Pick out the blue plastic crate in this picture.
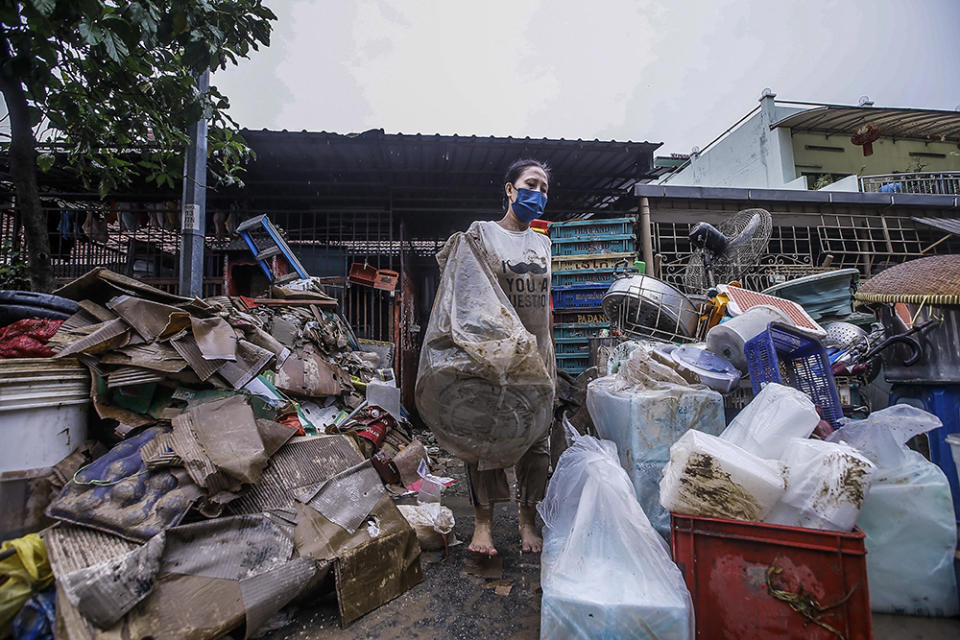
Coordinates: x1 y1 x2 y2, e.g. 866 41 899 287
554 337 592 355
551 235 635 257
549 217 636 240
554 308 606 325
552 283 610 309
552 267 619 287
556 352 591 375
744 323 843 426
552 321 610 340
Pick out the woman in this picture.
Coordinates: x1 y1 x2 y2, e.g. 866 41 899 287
460 158 555 556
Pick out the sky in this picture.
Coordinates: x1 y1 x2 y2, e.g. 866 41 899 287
215 0 960 156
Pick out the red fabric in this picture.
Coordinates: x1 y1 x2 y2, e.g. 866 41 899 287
277 413 306 436
0 318 63 358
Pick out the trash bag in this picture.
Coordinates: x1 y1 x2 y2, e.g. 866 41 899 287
0 534 54 638
397 503 455 551
660 429 786 522
719 382 820 459
829 405 959 616
415 232 553 470
764 438 875 532
586 353 724 538
538 435 693 639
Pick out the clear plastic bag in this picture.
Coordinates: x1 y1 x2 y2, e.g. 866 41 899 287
538 435 693 640
829 405 959 616
764 438 875 532
719 382 820 459
660 429 786 522
415 232 553 470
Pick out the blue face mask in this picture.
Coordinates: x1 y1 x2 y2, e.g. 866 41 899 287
511 187 547 223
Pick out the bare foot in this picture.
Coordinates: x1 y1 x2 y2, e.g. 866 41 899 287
468 505 497 556
519 505 542 553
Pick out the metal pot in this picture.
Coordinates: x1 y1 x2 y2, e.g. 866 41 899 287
602 268 700 341
878 303 960 383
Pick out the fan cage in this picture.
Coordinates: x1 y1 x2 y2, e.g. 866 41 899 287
610 281 712 344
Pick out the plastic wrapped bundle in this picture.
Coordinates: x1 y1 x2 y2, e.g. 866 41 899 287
765 438 875 532
828 405 959 616
719 382 820 459
587 364 724 538
539 435 693 640
415 233 553 470
660 429 786 522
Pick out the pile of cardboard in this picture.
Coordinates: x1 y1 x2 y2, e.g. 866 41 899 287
22 268 428 638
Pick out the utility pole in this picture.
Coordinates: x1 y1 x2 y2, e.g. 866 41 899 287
178 69 209 297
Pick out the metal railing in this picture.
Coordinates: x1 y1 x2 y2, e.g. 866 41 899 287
859 171 960 195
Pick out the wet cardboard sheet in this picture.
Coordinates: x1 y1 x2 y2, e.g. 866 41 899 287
56 318 129 357
106 295 190 342
169 331 225 381
295 460 385 534
293 496 423 626
190 315 238 361
273 344 348 397
47 516 325 640
217 340 274 389
229 435 363 514
100 343 187 373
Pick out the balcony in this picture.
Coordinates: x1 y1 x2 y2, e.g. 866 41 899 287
859 171 960 196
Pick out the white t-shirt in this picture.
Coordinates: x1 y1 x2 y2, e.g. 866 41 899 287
465 220 555 380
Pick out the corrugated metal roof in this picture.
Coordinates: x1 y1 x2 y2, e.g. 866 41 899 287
771 106 960 142
912 216 960 234
238 129 661 215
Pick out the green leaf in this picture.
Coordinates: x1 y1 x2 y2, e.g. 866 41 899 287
37 153 55 172
172 11 187 34
78 0 102 20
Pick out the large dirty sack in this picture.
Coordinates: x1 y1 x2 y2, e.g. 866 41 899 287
587 346 724 538
719 382 820 459
764 438 875 532
660 429 786 522
538 435 693 640
416 232 553 470
828 405 959 616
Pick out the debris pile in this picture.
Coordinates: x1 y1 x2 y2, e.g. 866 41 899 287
0 267 439 638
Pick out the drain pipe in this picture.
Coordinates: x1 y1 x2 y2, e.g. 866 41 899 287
640 196 655 277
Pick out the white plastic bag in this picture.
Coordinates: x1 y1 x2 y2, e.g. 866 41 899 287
660 429 786 522
538 435 693 639
764 438 875 532
587 373 724 538
829 405 959 616
719 383 820 459
397 503 455 551
415 233 553 470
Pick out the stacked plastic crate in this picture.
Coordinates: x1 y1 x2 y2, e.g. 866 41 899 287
550 217 636 376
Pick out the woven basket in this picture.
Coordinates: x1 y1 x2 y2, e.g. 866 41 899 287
855 255 960 306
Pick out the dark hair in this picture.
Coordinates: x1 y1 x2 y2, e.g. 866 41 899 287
502 158 551 209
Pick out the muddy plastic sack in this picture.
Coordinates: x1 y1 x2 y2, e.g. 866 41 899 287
538 435 693 639
660 429 786 522
416 233 553 470
587 372 724 538
719 382 819 459
397 503 455 551
829 405 959 616
765 438 875 532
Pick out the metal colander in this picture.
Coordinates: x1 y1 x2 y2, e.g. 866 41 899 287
823 321 868 351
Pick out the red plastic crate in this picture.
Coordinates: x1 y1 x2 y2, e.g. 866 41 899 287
671 514 872 640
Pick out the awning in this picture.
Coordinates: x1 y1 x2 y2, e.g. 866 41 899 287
771 106 960 143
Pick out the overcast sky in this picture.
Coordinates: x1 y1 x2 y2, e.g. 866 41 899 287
216 0 960 156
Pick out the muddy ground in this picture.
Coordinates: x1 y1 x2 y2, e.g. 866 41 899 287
261 453 960 640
